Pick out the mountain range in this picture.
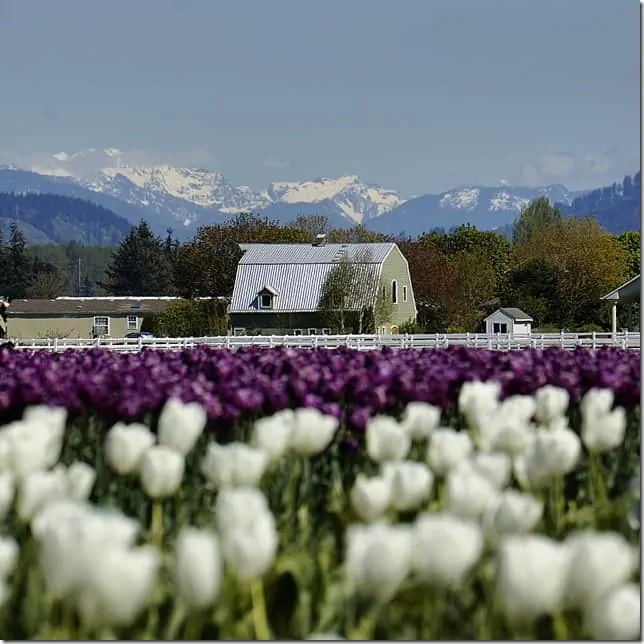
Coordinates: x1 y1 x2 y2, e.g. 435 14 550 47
0 147 638 243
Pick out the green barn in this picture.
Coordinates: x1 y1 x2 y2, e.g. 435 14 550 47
229 239 417 335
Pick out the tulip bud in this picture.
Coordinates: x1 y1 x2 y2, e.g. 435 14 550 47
104 422 155 476
289 408 338 456
201 442 268 489
139 446 185 499
173 527 222 610
426 428 473 477
350 474 392 522
157 398 207 456
366 416 411 464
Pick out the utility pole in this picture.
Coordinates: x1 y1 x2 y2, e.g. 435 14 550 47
78 257 82 296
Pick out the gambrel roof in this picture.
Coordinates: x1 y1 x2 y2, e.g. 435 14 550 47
230 243 396 313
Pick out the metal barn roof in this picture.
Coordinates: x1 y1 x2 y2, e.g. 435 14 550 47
231 243 392 313
238 242 395 265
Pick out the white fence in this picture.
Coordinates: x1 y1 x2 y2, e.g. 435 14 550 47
6 331 640 352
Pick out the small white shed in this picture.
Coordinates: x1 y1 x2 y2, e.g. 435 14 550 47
484 307 533 336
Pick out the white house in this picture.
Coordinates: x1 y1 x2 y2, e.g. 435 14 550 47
484 307 533 336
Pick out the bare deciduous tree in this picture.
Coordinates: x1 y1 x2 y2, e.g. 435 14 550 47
317 248 381 333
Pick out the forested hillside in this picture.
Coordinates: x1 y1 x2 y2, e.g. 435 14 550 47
557 172 641 234
0 192 132 245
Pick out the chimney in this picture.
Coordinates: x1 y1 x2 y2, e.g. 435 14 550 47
313 233 327 247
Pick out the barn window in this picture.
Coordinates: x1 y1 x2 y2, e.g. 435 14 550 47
402 285 408 302
391 280 398 304
259 293 273 309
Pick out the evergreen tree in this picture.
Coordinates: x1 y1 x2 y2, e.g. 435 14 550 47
102 221 174 295
6 221 31 299
512 197 562 245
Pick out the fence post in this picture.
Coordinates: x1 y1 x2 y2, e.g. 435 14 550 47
591 332 596 350
560 329 565 348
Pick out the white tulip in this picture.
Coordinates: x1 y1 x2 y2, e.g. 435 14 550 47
350 474 392 522
426 428 473 477
173 527 222 610
411 513 483 588
214 487 271 534
534 386 569 427
400 402 441 441
581 407 626 453
584 583 641 641
18 466 69 521
513 428 581 491
345 522 412 602
383 461 434 512
65 462 96 502
157 398 207 456
366 416 411 464
0 536 19 578
580 388 614 418
445 468 499 521
0 420 64 478
220 511 278 580
483 489 543 538
458 380 501 430
104 422 155 475
201 442 268 489
456 452 511 489
35 503 141 600
139 446 185 499
495 534 570 626
288 408 338 456
22 404 68 434
563 530 637 610
0 472 15 519
251 411 294 462
76 544 161 629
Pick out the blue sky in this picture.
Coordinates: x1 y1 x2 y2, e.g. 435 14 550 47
0 0 639 196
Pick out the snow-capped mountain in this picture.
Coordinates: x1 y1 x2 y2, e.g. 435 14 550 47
26 148 403 228
5 147 584 237
369 183 578 236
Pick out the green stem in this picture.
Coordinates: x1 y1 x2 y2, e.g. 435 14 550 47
183 613 206 640
552 611 568 640
162 602 187 640
250 579 271 640
151 500 164 548
347 605 379 640
549 476 564 537
589 453 607 513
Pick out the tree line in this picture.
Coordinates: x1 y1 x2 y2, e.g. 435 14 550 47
2 200 640 333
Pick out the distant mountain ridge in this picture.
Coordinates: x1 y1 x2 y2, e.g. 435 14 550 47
0 147 638 242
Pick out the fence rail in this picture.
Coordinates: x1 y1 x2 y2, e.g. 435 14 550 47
6 331 640 352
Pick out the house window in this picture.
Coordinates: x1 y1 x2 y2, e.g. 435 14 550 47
259 294 273 309
402 285 408 302
127 314 138 330
93 316 109 337
391 280 398 304
493 322 508 334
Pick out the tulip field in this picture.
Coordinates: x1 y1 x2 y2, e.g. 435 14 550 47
0 344 640 639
